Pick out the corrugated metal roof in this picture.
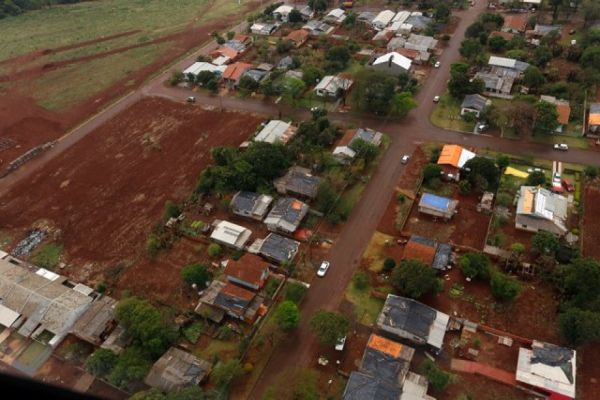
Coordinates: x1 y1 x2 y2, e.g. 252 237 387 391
373 52 412 71
420 193 451 211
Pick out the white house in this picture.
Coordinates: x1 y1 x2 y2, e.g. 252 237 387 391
372 10 395 30
324 8 346 24
210 220 252 250
254 120 297 144
314 75 353 97
370 52 412 75
183 62 226 79
273 5 294 22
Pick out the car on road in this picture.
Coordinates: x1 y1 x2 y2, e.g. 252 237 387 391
317 261 330 277
433 96 440 103
434 61 441 68
401 154 410 164
186 96 196 103
554 143 569 151
562 178 575 192
477 124 487 132
335 336 346 351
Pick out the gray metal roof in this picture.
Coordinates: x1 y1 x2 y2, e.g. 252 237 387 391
360 347 411 385
231 191 261 214
432 243 452 271
223 39 246 52
242 68 268 83
405 15 432 30
259 233 300 264
275 166 321 198
354 128 383 146
590 102 600 114
532 342 575 383
533 24 561 36
145 347 211 392
264 197 309 234
378 295 436 340
72 295 116 345
343 372 403 400
461 94 488 111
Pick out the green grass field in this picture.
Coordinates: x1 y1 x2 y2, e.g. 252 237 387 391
430 92 475 132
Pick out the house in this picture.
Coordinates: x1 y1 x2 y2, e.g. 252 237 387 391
256 63 273 72
502 13 528 33
403 235 452 272
264 197 309 234
145 347 211 392
436 143 477 178
230 191 273 221
222 62 253 88
405 13 432 32
183 62 226 79
361 334 415 386
369 52 412 75
529 24 561 38
259 233 300 264
516 341 576 399
475 71 515 97
223 253 270 290
372 10 395 30
302 20 334 36
277 55 294 70
233 33 253 46
273 5 294 22
298 5 314 20
196 280 265 324
488 56 530 77
372 29 395 44
418 193 459 220
72 295 116 346
343 372 403 400
241 68 268 84
251 22 279 36
540 95 570 132
589 102 600 136
377 294 450 354
0 255 94 348
333 128 383 162
324 8 346 24
460 94 490 118
515 186 568 236
314 75 353 97
286 29 310 47
357 11 376 24
404 33 438 53
274 166 321 199
392 10 411 25
210 46 239 64
222 39 247 53
210 220 252 250
254 120 297 144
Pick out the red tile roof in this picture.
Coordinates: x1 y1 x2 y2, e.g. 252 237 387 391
504 14 527 32
220 282 256 302
556 103 571 125
211 46 238 60
395 48 420 60
403 239 435 265
338 129 356 146
286 29 309 45
224 254 268 287
223 62 253 82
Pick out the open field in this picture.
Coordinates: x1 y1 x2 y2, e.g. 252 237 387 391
0 97 263 300
582 184 600 260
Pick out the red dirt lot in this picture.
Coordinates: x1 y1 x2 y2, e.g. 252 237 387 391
582 184 600 260
0 97 263 292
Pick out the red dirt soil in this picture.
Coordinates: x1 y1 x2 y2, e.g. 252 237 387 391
582 184 600 259
0 97 263 289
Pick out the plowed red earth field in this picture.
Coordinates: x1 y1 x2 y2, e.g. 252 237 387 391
583 184 600 260
0 97 262 290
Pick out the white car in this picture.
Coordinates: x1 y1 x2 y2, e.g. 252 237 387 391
434 61 441 68
554 143 569 151
335 336 347 351
401 154 410 164
317 261 330 277
186 96 196 103
433 96 440 103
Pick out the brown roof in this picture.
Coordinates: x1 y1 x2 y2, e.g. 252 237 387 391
490 31 515 41
211 46 238 60
287 29 309 44
223 62 253 81
556 103 571 125
395 48 420 60
504 14 527 32
403 239 435 265
338 129 356 146
224 254 268 286
220 282 256 302
234 33 251 43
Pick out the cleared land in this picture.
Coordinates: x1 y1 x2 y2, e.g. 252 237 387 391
583 184 600 260
0 97 263 303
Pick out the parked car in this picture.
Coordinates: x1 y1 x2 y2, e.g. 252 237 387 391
554 143 569 151
562 178 575 192
317 261 330 277
335 336 347 351
186 96 196 103
401 154 410 164
434 61 441 68
433 96 440 103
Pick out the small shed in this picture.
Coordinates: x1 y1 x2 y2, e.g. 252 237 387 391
145 347 211 392
418 193 458 220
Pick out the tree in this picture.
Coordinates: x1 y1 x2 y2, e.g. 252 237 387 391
459 252 491 280
383 257 396 272
275 301 300 331
281 77 306 105
308 0 327 12
288 8 302 22
460 38 483 61
352 271 369 290
523 66 546 89
421 360 452 392
532 231 559 256
448 63 484 98
391 92 417 117
557 258 600 311
349 138 379 163
584 165 599 179
463 156 500 191
212 359 243 388
238 75 259 93
583 0 600 27
352 69 397 115
534 101 559 134
581 45 600 68
285 282 308 304
207 243 222 258
459 180 472 195
325 45 350 72
559 307 600 345
108 347 152 388
533 45 552 68
86 349 118 378
423 164 442 182
181 263 210 288
276 39 294 54
197 70 217 86
488 36 507 52
169 71 184 86
490 271 521 301
302 64 323 86
309 310 349 346
465 21 485 38
163 200 181 221
315 181 338 213
525 170 546 186
496 155 510 170
130 388 166 400
433 2 450 22
391 259 439 299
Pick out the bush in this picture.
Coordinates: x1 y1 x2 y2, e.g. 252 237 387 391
525 171 546 186
423 164 442 182
108 347 152 388
274 301 300 331
421 359 452 392
207 243 222 258
285 282 308 304
392 259 440 299
458 180 472 195
383 257 396 272
181 263 210 289
169 71 184 86
212 359 243 388
495 192 512 207
310 310 349 346
532 231 559 256
86 349 118 378
31 243 62 270
584 165 599 179
459 252 490 280
490 271 521 301
96 282 107 294
182 321 205 344
352 271 369 290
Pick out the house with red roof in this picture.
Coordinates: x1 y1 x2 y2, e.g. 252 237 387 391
222 62 254 88
223 254 270 290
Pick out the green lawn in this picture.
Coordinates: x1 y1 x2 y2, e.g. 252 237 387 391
531 133 590 150
30 243 63 270
430 92 475 132
345 281 386 326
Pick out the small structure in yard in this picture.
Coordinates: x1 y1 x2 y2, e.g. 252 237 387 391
314 75 353 98
223 253 270 290
502 13 528 33
372 10 395 30
302 20 334 36
0 255 95 348
254 120 297 145
274 166 321 199
286 29 310 47
515 186 568 236
230 191 273 221
528 24 562 38
369 52 412 75
333 128 383 163
377 294 450 354
418 193 459 220
144 347 211 392
324 8 346 24
222 62 254 89
588 102 600 136
516 341 576 399
540 95 570 132
210 220 252 250
196 281 265 324
72 295 117 346
259 233 300 264
264 197 309 235
403 235 453 272
183 62 226 79
477 192 495 213
436 144 476 181
251 22 279 36
460 94 490 118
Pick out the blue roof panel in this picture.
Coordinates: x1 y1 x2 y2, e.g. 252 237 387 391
421 193 451 211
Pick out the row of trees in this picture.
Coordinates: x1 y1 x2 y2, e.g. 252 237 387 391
0 0 82 18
